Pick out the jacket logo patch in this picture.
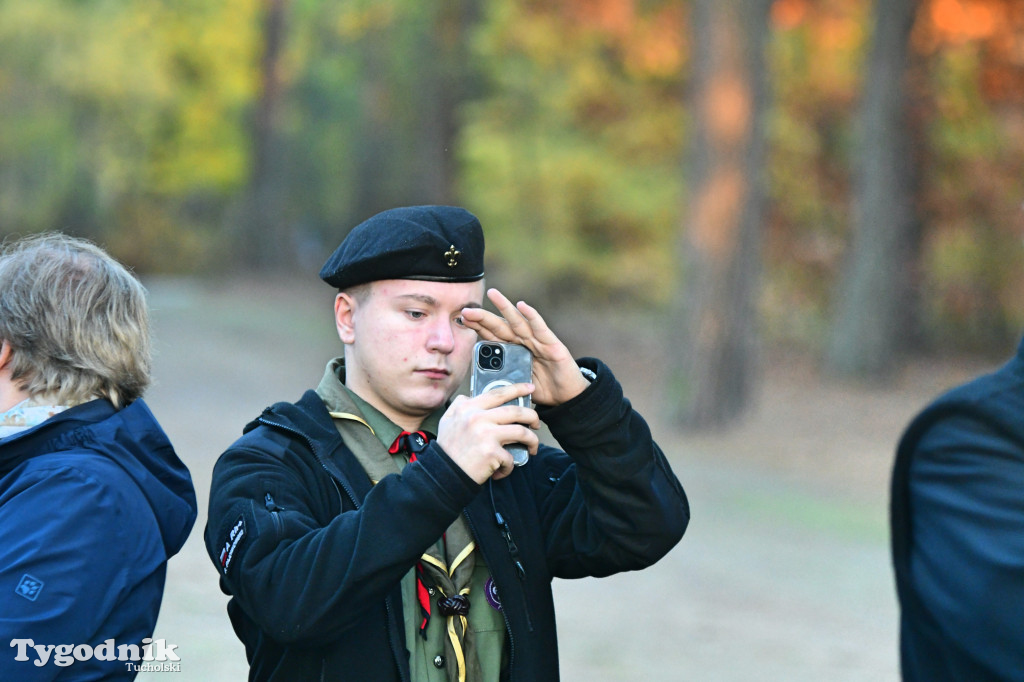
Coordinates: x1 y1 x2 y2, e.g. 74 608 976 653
15 574 44 601
219 516 246 575
484 577 501 611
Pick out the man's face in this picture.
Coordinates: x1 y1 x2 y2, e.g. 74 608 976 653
336 278 485 429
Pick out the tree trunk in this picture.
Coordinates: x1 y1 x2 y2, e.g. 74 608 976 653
351 1 478 223
667 0 772 430
825 0 921 379
350 26 394 224
411 1 477 205
237 0 290 269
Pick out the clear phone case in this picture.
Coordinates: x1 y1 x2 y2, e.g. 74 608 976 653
469 341 533 466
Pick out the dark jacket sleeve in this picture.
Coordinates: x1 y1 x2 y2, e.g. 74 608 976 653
899 413 1024 680
530 358 689 578
205 419 480 646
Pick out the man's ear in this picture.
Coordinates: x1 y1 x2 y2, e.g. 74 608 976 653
334 293 357 345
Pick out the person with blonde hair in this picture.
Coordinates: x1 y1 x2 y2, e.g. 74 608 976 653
0 233 196 679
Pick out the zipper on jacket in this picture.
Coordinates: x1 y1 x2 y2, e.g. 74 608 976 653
494 511 527 581
264 492 284 535
463 508 517 677
493 510 535 634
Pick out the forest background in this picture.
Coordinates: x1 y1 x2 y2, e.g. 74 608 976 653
2 0 1024 427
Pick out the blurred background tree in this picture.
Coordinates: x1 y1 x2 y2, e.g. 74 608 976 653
2 0 1024 426
462 0 685 302
0 0 259 271
825 0 922 380
766 0 1024 362
668 0 772 428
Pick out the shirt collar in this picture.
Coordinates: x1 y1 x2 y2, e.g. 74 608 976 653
315 358 443 449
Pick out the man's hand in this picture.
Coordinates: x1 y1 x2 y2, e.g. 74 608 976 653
461 288 591 407
437 382 540 483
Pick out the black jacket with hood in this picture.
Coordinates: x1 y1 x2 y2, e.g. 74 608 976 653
205 358 688 681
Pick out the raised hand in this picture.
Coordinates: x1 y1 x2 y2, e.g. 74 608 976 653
461 288 591 407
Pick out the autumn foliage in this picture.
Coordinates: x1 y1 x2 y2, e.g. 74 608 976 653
763 0 1024 350
1 0 1023 352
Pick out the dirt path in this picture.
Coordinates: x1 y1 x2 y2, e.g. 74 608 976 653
137 276 986 681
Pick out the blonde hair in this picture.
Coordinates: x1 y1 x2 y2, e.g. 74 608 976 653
0 233 151 408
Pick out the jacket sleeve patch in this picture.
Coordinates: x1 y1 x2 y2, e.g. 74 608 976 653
219 516 246 575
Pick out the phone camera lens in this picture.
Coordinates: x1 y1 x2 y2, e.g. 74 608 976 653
478 343 505 371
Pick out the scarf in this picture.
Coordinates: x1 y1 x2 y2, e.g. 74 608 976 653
0 399 68 440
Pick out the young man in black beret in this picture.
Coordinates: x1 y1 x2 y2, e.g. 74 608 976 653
205 205 689 682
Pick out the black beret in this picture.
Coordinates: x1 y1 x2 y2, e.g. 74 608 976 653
320 205 486 290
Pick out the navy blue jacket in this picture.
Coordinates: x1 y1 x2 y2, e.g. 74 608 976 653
892 338 1024 681
205 358 689 681
0 399 197 680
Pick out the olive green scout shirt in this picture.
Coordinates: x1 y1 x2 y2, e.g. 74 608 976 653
316 359 507 681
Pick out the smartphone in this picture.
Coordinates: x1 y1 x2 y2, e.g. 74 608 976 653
469 340 533 466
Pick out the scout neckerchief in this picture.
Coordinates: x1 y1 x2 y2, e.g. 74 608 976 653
317 361 482 682
388 431 436 636
389 431 481 682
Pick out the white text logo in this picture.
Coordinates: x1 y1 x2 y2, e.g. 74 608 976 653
10 638 180 668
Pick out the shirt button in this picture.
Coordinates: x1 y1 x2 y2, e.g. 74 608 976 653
428 587 436 596
433 655 445 668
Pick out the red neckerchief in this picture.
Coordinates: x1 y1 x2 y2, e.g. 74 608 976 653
389 430 435 639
